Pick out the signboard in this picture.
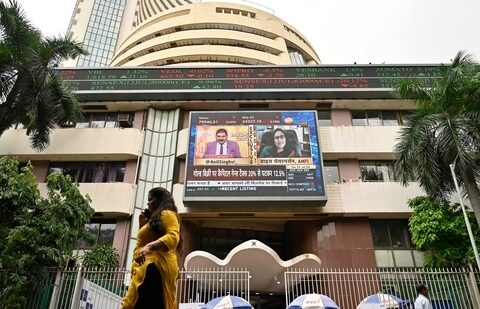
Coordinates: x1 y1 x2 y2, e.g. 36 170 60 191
184 111 325 202
58 65 440 92
79 279 123 309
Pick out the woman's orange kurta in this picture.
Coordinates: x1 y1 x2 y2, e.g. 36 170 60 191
121 210 180 309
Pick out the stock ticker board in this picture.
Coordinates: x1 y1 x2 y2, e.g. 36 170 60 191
57 65 442 99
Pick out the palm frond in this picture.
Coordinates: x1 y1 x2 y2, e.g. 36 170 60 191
41 37 87 66
48 75 83 125
395 78 431 103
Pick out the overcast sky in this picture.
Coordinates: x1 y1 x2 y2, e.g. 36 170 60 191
15 0 480 64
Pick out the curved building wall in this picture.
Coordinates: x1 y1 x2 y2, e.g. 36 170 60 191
135 0 194 26
111 2 320 66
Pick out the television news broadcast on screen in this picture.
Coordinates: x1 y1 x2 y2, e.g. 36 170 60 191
184 111 326 201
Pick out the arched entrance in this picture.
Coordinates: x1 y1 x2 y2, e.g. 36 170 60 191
183 239 322 309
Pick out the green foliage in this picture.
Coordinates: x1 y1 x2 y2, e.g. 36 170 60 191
0 156 94 307
81 244 120 268
408 196 480 267
393 51 480 226
0 0 87 150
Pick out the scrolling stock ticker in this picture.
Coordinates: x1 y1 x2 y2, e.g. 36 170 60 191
58 66 440 91
184 111 326 201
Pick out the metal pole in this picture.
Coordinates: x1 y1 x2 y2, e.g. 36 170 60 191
450 163 480 270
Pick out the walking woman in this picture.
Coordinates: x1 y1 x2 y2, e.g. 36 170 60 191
121 187 182 309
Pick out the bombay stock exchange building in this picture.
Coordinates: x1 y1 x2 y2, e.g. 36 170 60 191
0 0 429 304
62 0 320 67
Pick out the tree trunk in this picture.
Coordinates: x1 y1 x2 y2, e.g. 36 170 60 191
460 167 480 228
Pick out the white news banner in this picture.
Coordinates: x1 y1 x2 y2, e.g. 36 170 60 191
187 180 288 186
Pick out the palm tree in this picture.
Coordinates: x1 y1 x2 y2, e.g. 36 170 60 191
394 51 480 226
0 0 86 150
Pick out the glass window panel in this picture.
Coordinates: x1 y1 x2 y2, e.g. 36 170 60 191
376 162 392 182
165 132 173 155
389 221 409 248
143 130 153 154
105 113 118 128
112 163 126 182
323 161 339 183
317 111 332 126
75 113 90 128
93 163 107 182
82 223 99 248
371 221 391 247
78 163 96 182
150 132 160 154
160 112 169 132
98 223 116 245
360 161 379 181
400 110 414 125
166 111 175 131
352 111 367 126
161 156 170 181
393 250 415 267
90 113 106 128
367 111 382 126
62 166 79 181
374 250 395 267
154 157 164 182
382 111 399 126
413 251 425 267
146 156 156 180
138 156 148 181
158 133 167 155
48 165 62 173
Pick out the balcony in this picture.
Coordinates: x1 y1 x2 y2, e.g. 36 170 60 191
38 182 136 215
323 181 423 215
319 126 401 160
0 128 143 160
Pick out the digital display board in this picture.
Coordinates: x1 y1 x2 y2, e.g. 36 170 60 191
58 65 440 92
184 111 326 202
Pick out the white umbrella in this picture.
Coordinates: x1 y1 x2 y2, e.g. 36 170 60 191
288 293 339 309
357 293 407 309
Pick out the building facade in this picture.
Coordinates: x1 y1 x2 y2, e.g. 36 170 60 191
0 1 442 305
0 64 437 269
62 0 320 67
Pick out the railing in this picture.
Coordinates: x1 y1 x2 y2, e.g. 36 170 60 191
3 267 479 308
177 268 251 305
285 268 480 309
1 267 250 309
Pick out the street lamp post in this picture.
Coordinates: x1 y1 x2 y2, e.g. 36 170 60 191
449 162 480 270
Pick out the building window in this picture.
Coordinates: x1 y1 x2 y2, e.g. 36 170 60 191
76 220 116 249
323 161 339 183
370 220 423 267
317 110 332 126
360 161 395 182
47 162 126 183
351 110 414 126
62 112 135 128
288 48 306 65
399 110 414 125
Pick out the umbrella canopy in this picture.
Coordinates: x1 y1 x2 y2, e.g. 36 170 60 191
201 295 253 309
288 293 339 309
357 293 406 309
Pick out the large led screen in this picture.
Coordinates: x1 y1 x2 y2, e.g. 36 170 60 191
184 111 326 201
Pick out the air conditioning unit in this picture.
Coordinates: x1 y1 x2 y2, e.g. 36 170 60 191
117 113 133 127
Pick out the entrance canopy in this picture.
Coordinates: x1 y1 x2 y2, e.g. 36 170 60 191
184 239 321 293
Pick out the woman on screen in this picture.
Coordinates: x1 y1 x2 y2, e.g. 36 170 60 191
259 128 300 158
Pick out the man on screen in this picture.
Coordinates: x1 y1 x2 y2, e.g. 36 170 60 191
203 128 242 158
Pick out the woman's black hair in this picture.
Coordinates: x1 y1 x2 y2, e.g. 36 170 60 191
148 187 183 252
